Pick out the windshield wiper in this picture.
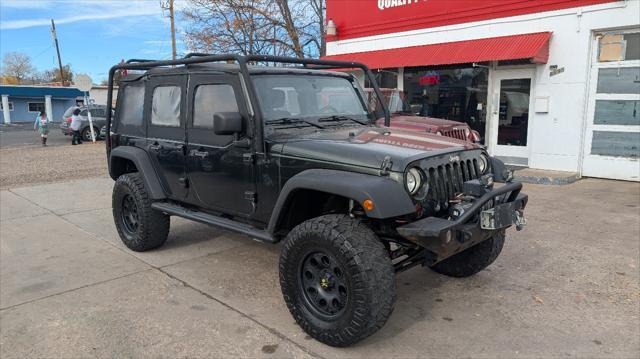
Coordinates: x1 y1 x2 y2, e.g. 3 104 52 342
317 115 369 125
265 117 325 129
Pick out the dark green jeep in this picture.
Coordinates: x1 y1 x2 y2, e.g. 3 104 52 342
105 54 527 347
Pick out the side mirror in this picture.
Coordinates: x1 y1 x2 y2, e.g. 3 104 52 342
213 112 243 135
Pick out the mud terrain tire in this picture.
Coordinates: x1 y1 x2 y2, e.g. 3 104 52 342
112 173 170 251
279 214 396 347
430 231 505 278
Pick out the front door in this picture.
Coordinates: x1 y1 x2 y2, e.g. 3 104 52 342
146 75 188 200
488 69 535 166
185 74 256 216
581 29 640 181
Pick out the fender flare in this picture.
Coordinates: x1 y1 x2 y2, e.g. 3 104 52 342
109 146 166 200
267 169 415 233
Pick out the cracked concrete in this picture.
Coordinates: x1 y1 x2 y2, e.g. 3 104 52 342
1 176 638 358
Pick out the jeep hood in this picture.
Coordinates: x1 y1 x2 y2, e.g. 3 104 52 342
376 115 471 132
275 127 481 172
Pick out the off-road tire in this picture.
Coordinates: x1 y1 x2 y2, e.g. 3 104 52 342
112 173 170 251
430 231 505 278
279 214 396 347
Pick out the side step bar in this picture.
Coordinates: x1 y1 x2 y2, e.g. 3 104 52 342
151 202 276 243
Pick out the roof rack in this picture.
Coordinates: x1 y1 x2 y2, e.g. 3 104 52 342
105 54 390 151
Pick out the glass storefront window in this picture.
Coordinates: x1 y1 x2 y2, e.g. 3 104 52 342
596 67 640 94
403 66 489 142
594 100 639 126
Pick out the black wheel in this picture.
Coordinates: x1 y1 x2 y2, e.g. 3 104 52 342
82 126 99 142
429 231 505 278
280 214 396 347
112 173 170 252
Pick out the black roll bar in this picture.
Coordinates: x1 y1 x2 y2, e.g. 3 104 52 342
105 54 391 152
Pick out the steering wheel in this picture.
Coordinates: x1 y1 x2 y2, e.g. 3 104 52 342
319 105 338 114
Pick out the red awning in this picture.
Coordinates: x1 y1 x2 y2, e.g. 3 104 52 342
323 32 552 69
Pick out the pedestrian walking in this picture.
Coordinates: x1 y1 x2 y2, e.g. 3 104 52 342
33 110 51 146
70 108 83 145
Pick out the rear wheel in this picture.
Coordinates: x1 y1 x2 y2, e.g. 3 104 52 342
112 173 170 251
429 231 505 278
280 214 396 347
82 126 99 142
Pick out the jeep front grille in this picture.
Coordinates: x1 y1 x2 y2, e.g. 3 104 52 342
425 158 480 207
441 128 466 141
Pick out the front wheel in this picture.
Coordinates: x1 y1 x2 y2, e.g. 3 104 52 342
279 214 396 347
429 231 505 278
112 173 170 252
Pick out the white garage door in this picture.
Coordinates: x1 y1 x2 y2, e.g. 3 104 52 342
582 29 640 181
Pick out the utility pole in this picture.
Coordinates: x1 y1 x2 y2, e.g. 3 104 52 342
161 0 177 63
50 19 65 85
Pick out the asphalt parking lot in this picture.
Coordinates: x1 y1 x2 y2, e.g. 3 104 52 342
0 174 638 358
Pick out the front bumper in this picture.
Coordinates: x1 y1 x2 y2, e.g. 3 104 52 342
397 181 527 261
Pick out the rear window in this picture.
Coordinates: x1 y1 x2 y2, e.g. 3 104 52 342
118 84 145 125
151 86 181 127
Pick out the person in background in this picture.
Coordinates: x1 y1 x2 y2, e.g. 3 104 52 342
419 90 431 117
70 108 83 145
33 110 51 146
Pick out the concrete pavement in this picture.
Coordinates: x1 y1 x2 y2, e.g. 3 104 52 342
0 176 638 358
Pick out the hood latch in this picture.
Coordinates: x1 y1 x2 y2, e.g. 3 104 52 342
380 155 393 176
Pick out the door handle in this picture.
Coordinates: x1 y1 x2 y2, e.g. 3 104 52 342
149 143 162 151
191 150 208 158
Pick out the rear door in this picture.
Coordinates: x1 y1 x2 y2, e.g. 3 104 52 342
146 75 189 199
185 74 255 216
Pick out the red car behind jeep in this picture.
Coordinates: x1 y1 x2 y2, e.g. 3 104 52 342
366 88 481 143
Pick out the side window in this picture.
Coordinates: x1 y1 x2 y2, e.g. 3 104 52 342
151 86 181 127
119 84 145 125
193 84 238 129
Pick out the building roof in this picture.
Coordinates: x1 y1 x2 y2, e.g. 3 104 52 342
0 85 84 99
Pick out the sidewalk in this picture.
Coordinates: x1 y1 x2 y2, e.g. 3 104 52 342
1 177 638 358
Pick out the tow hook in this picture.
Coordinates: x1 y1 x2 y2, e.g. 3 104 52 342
515 210 527 231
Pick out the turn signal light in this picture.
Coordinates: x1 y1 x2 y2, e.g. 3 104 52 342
363 199 375 211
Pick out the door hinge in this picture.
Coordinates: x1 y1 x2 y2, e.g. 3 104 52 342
243 153 255 164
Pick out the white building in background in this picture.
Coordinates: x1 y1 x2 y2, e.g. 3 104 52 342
324 0 640 181
89 85 118 106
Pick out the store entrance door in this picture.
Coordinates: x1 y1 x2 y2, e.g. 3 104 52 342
488 69 535 166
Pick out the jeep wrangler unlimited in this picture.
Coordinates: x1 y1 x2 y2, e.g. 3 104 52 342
105 54 527 347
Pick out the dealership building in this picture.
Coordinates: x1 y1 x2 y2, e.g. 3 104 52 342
324 0 639 181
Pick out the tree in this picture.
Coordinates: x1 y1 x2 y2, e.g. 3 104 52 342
181 0 326 58
182 0 276 56
41 64 74 84
1 52 35 84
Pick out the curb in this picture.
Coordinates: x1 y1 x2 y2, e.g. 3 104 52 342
513 172 580 185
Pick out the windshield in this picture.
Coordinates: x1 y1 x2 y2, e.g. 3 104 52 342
253 74 371 123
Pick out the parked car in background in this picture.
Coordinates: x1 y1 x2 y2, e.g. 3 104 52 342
365 88 481 143
60 105 111 141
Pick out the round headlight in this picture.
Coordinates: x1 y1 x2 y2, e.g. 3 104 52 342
478 154 489 174
406 167 422 195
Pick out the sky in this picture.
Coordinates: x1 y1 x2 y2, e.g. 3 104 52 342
0 0 188 83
